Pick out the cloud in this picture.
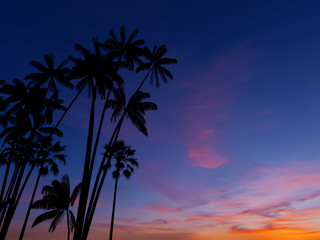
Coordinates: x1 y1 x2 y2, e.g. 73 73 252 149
187 142 228 168
177 44 259 169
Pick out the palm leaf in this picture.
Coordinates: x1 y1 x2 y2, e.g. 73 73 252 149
32 199 57 210
127 28 139 44
38 127 63 137
28 60 48 72
31 209 60 228
69 210 76 231
70 183 81 206
49 210 65 232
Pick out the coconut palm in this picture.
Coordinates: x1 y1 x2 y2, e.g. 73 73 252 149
31 174 81 240
71 39 123 240
25 53 73 95
82 89 156 239
88 24 143 193
19 136 66 240
136 45 177 90
0 80 65 126
0 81 65 238
107 141 138 240
102 25 145 71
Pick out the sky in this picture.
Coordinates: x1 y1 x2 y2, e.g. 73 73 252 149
1 0 320 239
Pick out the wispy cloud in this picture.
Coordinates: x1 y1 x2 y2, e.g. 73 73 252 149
177 43 259 169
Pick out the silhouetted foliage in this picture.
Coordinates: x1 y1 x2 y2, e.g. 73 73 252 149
32 174 81 240
0 24 176 240
107 141 138 240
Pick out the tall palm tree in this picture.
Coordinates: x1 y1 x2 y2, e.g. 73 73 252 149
107 141 138 240
82 88 157 239
0 81 65 238
31 174 81 240
71 39 122 240
25 53 73 95
89 24 143 192
19 136 66 240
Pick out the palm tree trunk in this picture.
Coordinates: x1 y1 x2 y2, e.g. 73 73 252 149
0 160 27 238
135 68 152 93
88 89 111 183
19 167 41 240
67 209 70 240
13 164 35 210
82 116 124 240
84 114 123 221
0 161 22 228
73 87 96 240
0 162 34 237
0 161 11 209
3 162 20 205
55 83 86 128
109 177 119 240
0 162 20 228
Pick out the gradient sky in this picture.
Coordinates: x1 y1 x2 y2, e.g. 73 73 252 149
2 1 320 239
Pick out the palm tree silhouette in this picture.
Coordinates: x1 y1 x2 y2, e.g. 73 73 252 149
25 53 73 95
71 39 123 240
102 25 145 71
82 88 157 239
107 141 138 240
19 136 66 240
88 25 143 197
0 81 65 238
135 45 177 91
31 174 81 240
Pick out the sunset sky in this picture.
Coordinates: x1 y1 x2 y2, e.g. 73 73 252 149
2 1 320 239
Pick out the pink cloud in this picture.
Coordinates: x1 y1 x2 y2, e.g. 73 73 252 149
177 43 259 169
133 158 320 236
187 144 228 168
145 204 182 213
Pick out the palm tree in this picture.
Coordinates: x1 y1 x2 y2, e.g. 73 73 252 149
0 81 65 238
89 24 143 193
102 25 145 71
25 53 73 95
82 88 157 239
71 39 122 240
31 174 81 240
107 141 138 240
19 136 66 240
135 45 177 91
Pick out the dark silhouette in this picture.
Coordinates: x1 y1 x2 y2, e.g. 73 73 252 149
0 80 66 238
25 53 73 95
135 44 177 91
82 87 157 239
106 141 138 240
0 25 177 240
70 39 123 240
31 174 81 240
102 25 145 71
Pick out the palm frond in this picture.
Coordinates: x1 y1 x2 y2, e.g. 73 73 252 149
31 209 60 228
70 183 81 206
49 210 65 232
38 127 63 137
32 199 56 210
28 60 48 73
69 210 76 231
